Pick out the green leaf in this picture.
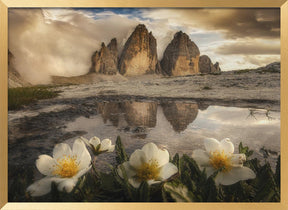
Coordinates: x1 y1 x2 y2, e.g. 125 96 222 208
137 181 150 202
164 182 194 202
115 136 129 164
238 142 254 158
275 155 280 189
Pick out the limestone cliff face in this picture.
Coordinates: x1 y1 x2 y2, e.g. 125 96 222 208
162 102 198 132
160 31 200 76
199 55 221 74
118 24 161 76
90 38 118 75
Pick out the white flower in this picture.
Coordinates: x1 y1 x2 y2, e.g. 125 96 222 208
192 138 256 186
27 139 91 196
81 136 115 155
117 142 178 188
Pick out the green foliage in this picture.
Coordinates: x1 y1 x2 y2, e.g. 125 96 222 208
239 142 254 158
14 140 280 202
8 86 59 110
115 136 129 165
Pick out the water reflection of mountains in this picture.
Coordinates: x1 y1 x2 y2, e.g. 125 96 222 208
96 101 208 132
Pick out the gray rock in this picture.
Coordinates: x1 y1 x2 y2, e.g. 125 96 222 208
199 55 221 74
90 38 118 75
160 31 200 76
118 24 161 76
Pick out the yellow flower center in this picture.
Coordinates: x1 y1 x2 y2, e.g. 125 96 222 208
136 160 160 181
209 151 232 173
53 155 79 178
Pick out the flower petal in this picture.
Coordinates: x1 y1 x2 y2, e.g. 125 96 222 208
204 166 216 177
219 138 234 154
158 162 178 181
192 149 210 166
155 148 169 167
36 155 56 176
108 145 115 152
53 143 72 160
129 149 147 169
73 139 91 170
117 161 136 179
27 177 53 197
215 167 256 185
142 143 158 161
147 180 161 185
204 138 220 153
128 177 141 188
89 136 101 148
80 137 90 147
231 154 246 167
75 166 92 179
100 139 112 151
57 178 77 193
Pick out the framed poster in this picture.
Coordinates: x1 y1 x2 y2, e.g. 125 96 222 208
0 0 288 209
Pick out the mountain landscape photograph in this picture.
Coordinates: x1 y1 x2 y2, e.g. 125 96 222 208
8 8 281 202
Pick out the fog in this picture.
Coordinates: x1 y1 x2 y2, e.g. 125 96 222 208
8 9 140 84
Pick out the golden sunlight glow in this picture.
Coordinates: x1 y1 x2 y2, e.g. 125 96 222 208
136 160 160 181
209 151 232 173
53 155 79 178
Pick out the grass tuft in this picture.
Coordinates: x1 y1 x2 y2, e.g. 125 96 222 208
8 86 59 110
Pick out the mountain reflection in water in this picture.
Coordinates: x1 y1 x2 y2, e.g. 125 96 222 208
65 100 280 170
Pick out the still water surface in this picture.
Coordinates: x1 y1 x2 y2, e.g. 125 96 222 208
64 101 280 171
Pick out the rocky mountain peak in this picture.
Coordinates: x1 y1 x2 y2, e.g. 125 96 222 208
199 55 221 74
118 24 161 76
90 38 118 75
160 31 200 76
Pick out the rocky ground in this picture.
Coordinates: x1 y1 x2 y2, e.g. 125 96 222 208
8 69 280 197
52 70 280 111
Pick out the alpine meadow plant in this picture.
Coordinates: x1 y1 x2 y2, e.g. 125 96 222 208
24 136 280 202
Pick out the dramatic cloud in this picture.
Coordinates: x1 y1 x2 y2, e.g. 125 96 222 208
8 8 280 84
215 40 280 55
8 9 139 84
141 8 280 39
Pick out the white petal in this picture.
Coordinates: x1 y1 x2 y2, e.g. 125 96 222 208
219 138 234 154
73 139 91 170
53 143 72 160
192 149 210 166
108 145 115 152
75 166 92 179
147 180 161 185
89 136 101 148
142 143 158 161
129 149 147 169
36 155 56 176
128 177 141 188
231 154 246 167
158 162 178 181
155 148 169 167
117 162 136 179
215 167 256 185
205 166 216 177
80 137 90 147
100 139 112 151
204 138 220 153
57 179 77 193
27 177 53 197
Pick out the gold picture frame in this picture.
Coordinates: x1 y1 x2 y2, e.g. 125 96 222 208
1 0 288 209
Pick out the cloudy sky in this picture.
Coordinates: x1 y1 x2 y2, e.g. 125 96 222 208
8 8 280 84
